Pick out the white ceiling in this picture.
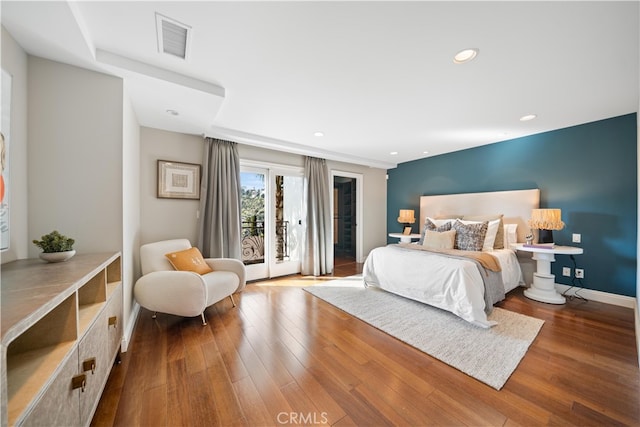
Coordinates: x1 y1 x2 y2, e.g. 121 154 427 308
2 1 638 169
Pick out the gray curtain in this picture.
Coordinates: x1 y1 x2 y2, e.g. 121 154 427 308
302 156 334 275
197 138 242 259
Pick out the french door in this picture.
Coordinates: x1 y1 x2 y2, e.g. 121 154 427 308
240 163 304 281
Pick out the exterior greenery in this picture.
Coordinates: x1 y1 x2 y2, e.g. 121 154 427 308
32 230 75 253
241 187 265 223
241 173 265 237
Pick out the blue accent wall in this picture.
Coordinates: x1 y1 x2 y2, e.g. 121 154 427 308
387 114 637 297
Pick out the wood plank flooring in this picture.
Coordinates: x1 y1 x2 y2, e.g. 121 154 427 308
92 260 639 426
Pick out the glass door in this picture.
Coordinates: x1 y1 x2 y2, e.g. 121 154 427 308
269 170 304 277
240 167 268 281
241 164 304 280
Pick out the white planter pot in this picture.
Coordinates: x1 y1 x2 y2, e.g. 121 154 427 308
39 250 76 263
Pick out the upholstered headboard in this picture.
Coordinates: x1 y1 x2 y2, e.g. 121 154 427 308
419 189 540 284
419 188 540 243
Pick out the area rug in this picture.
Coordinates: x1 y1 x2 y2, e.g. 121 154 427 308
304 282 544 390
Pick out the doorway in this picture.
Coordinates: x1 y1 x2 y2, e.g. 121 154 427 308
332 170 363 267
240 163 304 281
333 177 357 260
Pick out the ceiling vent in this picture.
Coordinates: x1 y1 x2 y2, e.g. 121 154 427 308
156 13 191 60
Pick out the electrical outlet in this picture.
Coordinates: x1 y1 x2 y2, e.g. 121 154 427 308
572 233 581 243
575 268 584 279
563 267 571 277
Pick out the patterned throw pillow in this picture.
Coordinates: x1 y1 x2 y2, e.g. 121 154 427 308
418 219 453 245
452 220 488 251
462 214 505 249
165 247 213 275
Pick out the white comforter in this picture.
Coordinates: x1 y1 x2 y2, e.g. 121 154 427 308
362 245 523 328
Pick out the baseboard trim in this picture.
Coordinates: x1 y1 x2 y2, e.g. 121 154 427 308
121 302 141 353
635 304 639 368
554 284 636 309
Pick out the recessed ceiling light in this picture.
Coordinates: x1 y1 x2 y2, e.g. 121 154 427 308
453 48 479 64
313 131 324 137
520 114 537 121
166 109 179 116
390 151 398 155
423 151 430 155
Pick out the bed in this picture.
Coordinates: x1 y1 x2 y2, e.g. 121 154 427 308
363 189 540 328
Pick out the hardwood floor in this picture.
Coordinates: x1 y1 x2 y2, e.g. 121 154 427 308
92 261 639 426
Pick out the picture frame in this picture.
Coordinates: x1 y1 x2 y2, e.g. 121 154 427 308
157 160 201 199
1 68 12 251
403 226 412 235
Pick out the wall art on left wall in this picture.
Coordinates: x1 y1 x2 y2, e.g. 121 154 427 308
1 68 12 251
157 159 201 200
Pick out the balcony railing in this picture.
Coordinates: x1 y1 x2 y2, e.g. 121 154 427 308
241 220 289 265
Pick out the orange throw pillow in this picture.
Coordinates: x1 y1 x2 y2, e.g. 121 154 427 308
165 247 213 275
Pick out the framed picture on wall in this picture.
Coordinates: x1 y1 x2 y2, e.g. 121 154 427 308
157 160 201 199
1 68 12 251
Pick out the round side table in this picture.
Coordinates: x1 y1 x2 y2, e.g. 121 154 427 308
512 243 583 304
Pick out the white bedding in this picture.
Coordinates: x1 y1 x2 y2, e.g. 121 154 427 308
362 245 523 328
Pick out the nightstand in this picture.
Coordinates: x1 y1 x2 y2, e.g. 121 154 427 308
388 233 421 243
512 243 584 304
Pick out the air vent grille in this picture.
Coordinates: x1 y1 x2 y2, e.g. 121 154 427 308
156 13 191 60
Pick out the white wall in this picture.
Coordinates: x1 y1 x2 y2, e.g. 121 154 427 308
27 56 123 256
636 35 639 364
637 3 639 365
0 26 28 263
140 127 203 245
326 159 387 260
122 85 141 351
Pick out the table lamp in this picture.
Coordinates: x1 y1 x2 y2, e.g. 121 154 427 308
397 209 415 233
528 208 565 244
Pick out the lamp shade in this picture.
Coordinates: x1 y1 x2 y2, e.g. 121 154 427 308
397 209 415 224
528 209 565 230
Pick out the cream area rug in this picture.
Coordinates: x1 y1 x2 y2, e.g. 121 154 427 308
304 278 544 390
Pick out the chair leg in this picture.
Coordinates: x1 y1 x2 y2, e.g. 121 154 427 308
229 294 236 307
152 312 157 319
201 312 207 326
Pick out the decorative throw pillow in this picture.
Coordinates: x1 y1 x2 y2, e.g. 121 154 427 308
462 214 505 249
165 247 213 275
425 218 453 232
452 220 488 251
426 217 457 227
418 218 453 245
458 218 501 251
422 229 456 250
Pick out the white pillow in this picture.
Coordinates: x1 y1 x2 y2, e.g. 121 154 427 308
458 219 501 251
422 229 456 250
503 223 518 247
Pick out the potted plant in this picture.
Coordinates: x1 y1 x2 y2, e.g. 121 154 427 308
33 230 76 262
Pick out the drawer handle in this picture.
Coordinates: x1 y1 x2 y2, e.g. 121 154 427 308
108 316 118 329
72 374 86 392
83 357 96 374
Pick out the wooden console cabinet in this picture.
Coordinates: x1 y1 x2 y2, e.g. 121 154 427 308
1 252 122 426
